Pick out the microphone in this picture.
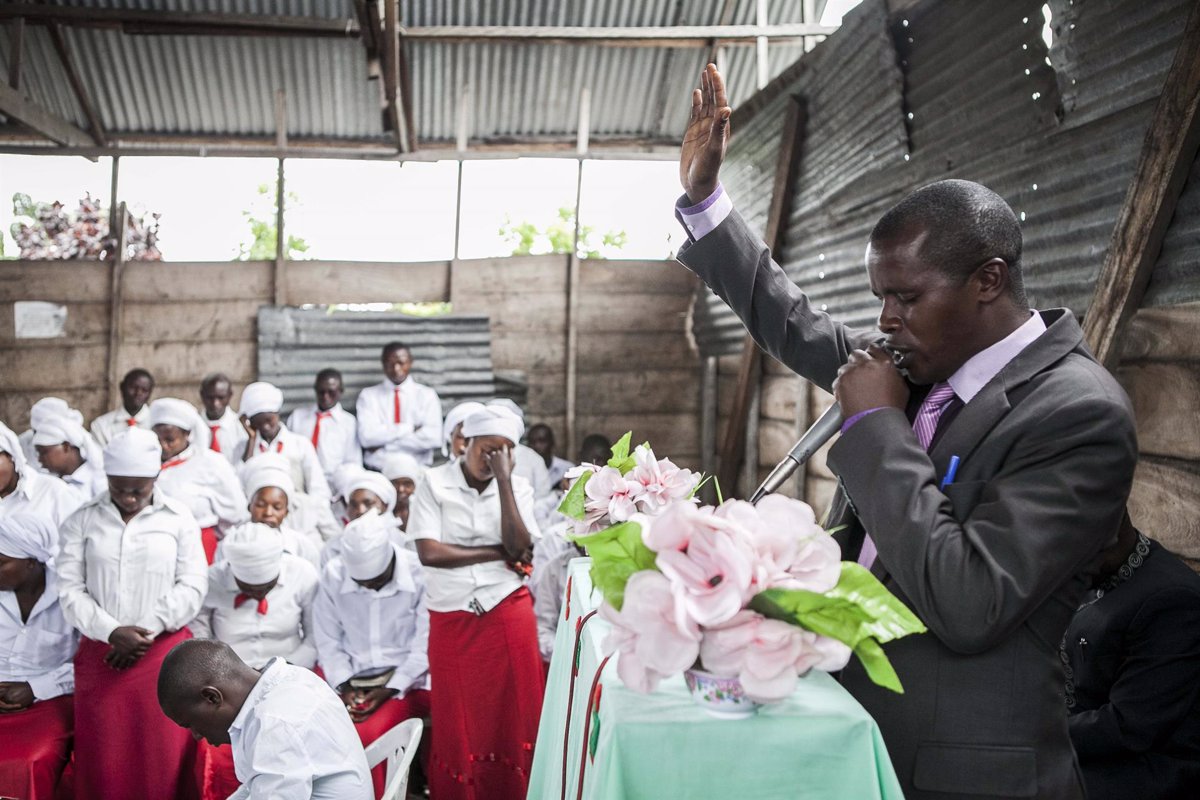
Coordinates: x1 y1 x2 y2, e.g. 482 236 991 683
749 402 843 504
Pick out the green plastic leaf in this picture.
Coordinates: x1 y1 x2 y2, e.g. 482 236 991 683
570 520 658 611
606 432 637 475
853 638 904 694
557 470 593 520
826 563 927 642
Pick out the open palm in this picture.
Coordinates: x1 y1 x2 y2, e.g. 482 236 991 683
680 64 733 204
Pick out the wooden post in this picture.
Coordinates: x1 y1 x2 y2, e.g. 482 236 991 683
106 203 129 409
700 355 718 498
566 88 590 458
717 96 806 496
273 89 288 306
7 15 22 89
1082 0 1200 368
108 154 119 237
755 0 769 90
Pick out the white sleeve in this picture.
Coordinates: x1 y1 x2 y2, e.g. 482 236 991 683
148 509 209 635
407 388 443 452
387 562 430 695
405 474 442 542
288 577 320 669
311 576 354 690
514 478 542 541
356 388 410 449
56 507 123 642
211 456 250 531
188 605 215 640
27 657 76 701
241 725 317 800
531 546 564 661
298 441 332 500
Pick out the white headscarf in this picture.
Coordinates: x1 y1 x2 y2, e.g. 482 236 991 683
32 413 105 469
0 511 56 565
239 382 284 419
222 522 284 585
245 468 295 504
488 397 526 421
29 397 83 430
381 452 424 483
341 510 394 581
103 428 162 478
149 398 201 433
0 421 28 476
330 462 368 498
461 406 524 446
441 401 485 455
343 471 397 514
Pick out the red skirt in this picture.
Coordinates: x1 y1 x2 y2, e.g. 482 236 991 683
73 628 198 800
195 741 240 800
201 526 219 565
355 690 431 799
428 587 545 800
0 694 74 800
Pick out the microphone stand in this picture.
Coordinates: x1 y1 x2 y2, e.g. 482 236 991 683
749 403 843 505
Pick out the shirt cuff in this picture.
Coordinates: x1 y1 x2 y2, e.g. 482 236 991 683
675 184 733 243
840 407 887 434
27 671 67 702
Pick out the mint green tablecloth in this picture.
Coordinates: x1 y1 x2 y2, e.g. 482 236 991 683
527 558 905 800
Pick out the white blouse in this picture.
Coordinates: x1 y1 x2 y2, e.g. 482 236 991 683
156 446 249 530
286 404 362 480
0 573 78 701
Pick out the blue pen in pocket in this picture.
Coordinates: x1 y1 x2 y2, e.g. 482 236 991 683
940 455 961 491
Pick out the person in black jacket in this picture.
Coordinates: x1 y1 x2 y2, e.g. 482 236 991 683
1063 511 1200 800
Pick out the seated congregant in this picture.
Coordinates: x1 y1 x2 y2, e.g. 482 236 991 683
287 368 362 482
321 470 402 567
199 373 248 465
223 467 321 568
238 381 331 501
32 411 107 502
381 451 424 532
0 422 81 526
0 513 79 800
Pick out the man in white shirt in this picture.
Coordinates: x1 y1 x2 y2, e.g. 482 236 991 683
31 412 107 503
239 381 331 500
287 368 362 481
0 422 82 527
158 638 374 800
90 367 154 446
200 373 248 465
356 342 443 469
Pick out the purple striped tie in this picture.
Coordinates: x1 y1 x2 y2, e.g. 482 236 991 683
857 381 958 569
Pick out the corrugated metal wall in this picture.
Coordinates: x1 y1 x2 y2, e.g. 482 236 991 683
256 307 498 415
692 0 1200 354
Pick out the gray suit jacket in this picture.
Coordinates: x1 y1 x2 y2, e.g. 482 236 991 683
679 208 1138 799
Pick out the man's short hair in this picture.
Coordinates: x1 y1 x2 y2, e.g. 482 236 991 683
381 341 410 359
528 423 554 440
315 368 343 385
157 639 240 705
871 179 1027 307
201 372 231 392
122 368 154 387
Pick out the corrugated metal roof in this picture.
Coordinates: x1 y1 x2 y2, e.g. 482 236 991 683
692 0 1199 356
257 307 499 414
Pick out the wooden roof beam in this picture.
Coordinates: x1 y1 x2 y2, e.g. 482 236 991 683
0 4 362 38
47 23 106 146
400 23 836 46
0 81 93 147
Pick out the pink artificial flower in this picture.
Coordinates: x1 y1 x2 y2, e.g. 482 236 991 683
628 445 700 514
653 504 757 629
599 571 701 694
584 466 645 523
714 496 841 594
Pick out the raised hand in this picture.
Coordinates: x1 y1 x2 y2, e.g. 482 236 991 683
680 64 733 204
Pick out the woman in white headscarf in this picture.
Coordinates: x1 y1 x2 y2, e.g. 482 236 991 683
0 422 81 527
408 406 544 800
440 401 485 461
382 451 425 531
227 465 321 567
55 428 208 800
150 398 249 564
0 512 79 800
321 470 402 567
31 412 107 502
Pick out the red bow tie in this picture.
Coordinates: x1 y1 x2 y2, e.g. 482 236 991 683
234 593 269 615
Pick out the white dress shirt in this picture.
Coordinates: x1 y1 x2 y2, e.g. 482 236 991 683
56 491 208 642
546 456 574 490
18 429 47 474
57 457 107 504
407 462 541 614
227 657 373 800
246 428 332 501
90 404 151 447
287 492 342 548
0 573 78 701
355 378 443 469
287 404 362 480
190 554 319 669
514 443 552 500
530 523 581 661
312 543 429 694
0 469 83 528
201 406 249 465
157 446 249 531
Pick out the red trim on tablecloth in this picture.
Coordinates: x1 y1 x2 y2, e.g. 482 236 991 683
0 694 73 800
427 587 544 800
73 628 198 800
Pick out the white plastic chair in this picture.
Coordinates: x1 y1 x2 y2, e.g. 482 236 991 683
365 717 424 800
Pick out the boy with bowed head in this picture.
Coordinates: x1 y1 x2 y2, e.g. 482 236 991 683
90 367 154 447
232 466 322 568
0 422 81 527
199 373 248 465
157 638 373 800
287 368 362 482
238 381 331 501
56 427 208 800
356 342 443 469
32 410 107 502
190 523 321 800
151 397 249 564
408 405 544 800
313 510 430 798
0 513 79 800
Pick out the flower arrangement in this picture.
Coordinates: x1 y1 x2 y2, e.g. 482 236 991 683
558 434 926 704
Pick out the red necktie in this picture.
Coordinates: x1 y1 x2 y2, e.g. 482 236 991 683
312 411 332 448
234 593 269 615
393 388 402 424
126 418 137 427
209 425 222 454
161 456 187 470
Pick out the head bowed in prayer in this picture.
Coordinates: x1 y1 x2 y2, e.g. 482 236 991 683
341 510 395 587
0 512 56 591
381 341 413 386
0 421 29 492
33 412 102 476
344 470 397 518
158 638 260 747
866 179 1032 386
442 401 486 458
120 368 155 415
223 522 284 588
460 406 523 482
103 428 162 517
239 381 284 439
150 397 203 460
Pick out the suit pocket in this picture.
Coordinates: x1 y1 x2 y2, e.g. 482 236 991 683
942 479 986 520
913 741 1037 797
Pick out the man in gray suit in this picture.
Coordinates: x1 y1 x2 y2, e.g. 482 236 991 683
675 65 1137 799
